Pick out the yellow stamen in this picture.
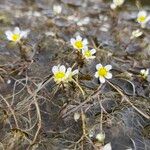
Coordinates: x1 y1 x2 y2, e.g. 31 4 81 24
84 50 92 57
137 16 146 23
74 41 83 49
98 67 108 77
12 34 21 42
54 72 65 80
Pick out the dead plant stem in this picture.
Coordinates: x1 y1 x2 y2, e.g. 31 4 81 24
107 80 150 119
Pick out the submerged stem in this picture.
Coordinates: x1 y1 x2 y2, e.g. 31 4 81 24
72 79 85 96
107 80 150 120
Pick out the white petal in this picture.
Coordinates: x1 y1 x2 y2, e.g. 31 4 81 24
82 47 88 54
131 29 143 38
70 38 75 45
105 72 112 79
83 38 88 45
140 69 145 74
99 76 105 83
113 0 124 6
20 31 28 38
59 65 66 72
66 67 72 76
82 46 88 51
52 66 58 74
76 35 82 41
96 63 102 70
14 27 20 34
53 5 62 14
5 30 12 36
105 65 112 71
5 31 13 40
110 3 116 9
138 10 147 18
145 69 149 74
145 15 150 23
72 69 78 75
82 49 86 55
90 49 96 54
94 72 99 78
66 67 72 72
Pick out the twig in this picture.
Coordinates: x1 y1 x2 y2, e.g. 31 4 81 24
72 79 85 96
107 80 150 119
23 77 53 103
0 94 19 128
62 84 103 118
31 95 42 144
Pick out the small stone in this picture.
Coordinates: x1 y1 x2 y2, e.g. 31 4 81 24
74 112 80 122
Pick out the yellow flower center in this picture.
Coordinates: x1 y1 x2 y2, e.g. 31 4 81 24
98 67 108 77
74 41 83 49
55 72 65 80
12 34 21 42
137 16 146 23
84 50 92 58
114 0 124 6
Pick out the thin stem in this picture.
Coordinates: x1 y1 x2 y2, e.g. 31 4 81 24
31 95 42 144
0 94 19 128
25 77 53 102
72 79 85 96
62 84 103 118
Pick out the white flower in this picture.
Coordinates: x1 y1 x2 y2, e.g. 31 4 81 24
140 69 149 79
110 0 125 9
5 27 29 42
95 64 112 83
70 35 88 50
66 67 78 81
52 65 78 83
137 10 150 28
96 132 105 143
130 29 143 39
53 5 62 14
52 65 68 83
82 47 96 60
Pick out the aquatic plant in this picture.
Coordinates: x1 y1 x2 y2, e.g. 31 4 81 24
5 27 29 43
95 64 112 83
70 35 88 50
82 46 96 60
52 65 78 84
140 69 149 79
137 10 150 28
